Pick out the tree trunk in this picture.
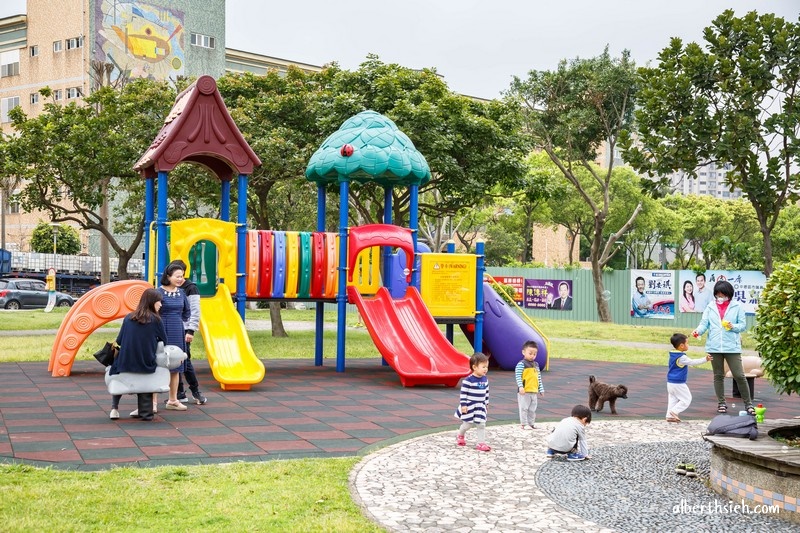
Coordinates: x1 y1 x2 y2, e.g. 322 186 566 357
99 180 110 284
590 220 612 322
591 256 612 322
269 302 287 337
117 254 130 281
759 221 773 276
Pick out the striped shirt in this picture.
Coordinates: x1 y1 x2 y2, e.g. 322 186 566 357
455 373 489 424
514 359 545 393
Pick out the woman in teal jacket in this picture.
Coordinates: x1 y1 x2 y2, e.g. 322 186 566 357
692 280 753 415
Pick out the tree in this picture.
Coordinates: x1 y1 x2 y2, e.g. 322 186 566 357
659 195 733 269
217 69 328 233
0 140 22 251
30 222 81 255
3 80 176 279
324 56 529 227
508 50 640 322
484 218 524 266
217 69 329 337
504 155 556 263
753 256 800 395
701 199 763 270
620 199 682 270
623 10 800 276
771 204 800 264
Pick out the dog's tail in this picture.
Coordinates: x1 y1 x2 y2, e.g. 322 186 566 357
589 375 596 384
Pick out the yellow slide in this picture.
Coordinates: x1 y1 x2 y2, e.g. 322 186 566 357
199 283 265 390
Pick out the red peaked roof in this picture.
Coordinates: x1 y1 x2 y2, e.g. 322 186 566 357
134 75 261 181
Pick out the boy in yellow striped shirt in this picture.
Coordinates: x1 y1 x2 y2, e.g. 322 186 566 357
515 340 544 429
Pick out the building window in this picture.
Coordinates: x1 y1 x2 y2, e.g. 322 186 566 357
66 87 82 99
1 96 20 123
190 32 215 49
8 192 20 214
0 50 20 77
53 40 62 53
53 90 63 101
66 37 83 50
29 45 39 57
30 93 39 105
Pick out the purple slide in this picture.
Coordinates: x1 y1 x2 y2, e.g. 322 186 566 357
477 282 549 371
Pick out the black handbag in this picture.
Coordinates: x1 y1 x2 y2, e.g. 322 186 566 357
93 342 118 367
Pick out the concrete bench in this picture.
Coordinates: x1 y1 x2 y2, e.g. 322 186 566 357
723 355 763 399
104 344 187 395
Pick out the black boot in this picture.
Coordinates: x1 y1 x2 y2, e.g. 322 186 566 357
137 393 154 421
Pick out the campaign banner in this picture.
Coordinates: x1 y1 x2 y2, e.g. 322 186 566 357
524 279 573 311
678 270 765 316
492 276 524 304
631 269 674 319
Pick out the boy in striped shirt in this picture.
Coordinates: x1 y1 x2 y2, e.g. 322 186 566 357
515 340 544 429
455 353 491 452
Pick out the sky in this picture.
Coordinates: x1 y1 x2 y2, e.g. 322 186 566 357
2 0 799 98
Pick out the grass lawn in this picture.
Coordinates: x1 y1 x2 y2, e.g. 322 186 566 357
0 307 755 530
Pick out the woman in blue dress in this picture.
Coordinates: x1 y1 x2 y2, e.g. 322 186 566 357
159 262 191 411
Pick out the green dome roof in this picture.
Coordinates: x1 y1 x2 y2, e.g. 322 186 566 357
305 110 431 186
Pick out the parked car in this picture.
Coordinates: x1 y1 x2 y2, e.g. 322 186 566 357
0 278 75 309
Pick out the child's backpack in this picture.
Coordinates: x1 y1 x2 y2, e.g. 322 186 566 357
705 414 758 440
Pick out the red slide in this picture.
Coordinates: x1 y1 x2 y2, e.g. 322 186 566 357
347 285 470 387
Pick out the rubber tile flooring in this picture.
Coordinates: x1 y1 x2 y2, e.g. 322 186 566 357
0 358 797 470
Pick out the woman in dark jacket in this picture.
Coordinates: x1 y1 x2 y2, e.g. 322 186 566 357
109 288 167 421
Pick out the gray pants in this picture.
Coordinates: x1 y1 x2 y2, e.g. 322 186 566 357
710 353 752 405
458 421 486 443
517 393 538 426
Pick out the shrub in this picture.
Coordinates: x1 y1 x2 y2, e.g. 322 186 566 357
490 282 517 307
753 258 800 395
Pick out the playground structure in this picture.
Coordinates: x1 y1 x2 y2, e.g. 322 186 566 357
49 76 550 389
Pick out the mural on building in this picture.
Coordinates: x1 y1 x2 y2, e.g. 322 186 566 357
95 0 185 83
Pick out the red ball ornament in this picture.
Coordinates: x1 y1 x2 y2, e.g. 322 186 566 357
340 144 354 157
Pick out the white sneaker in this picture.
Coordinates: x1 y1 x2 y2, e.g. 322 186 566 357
129 409 140 418
521 424 534 430
109 409 119 420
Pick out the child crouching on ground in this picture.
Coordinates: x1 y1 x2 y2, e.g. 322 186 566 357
666 332 711 422
455 353 491 452
546 404 591 461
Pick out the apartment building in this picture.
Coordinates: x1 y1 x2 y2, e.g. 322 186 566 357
0 0 321 252
665 163 744 199
596 141 744 199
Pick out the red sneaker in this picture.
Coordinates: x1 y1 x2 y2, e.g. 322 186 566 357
475 443 491 452
456 434 466 446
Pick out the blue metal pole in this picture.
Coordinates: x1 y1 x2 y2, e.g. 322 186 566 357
236 174 248 321
445 239 455 343
156 171 169 279
382 186 393 288
474 240 486 353
221 180 231 222
336 178 349 372
409 183 419 289
315 184 326 367
144 176 155 284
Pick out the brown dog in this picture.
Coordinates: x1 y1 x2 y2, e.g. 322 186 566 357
588 375 628 414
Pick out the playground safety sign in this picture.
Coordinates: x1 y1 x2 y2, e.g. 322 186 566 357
420 254 477 318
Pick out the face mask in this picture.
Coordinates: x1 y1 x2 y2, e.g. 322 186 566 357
716 297 727 304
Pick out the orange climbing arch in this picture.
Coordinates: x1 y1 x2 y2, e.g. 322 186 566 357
49 280 153 377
